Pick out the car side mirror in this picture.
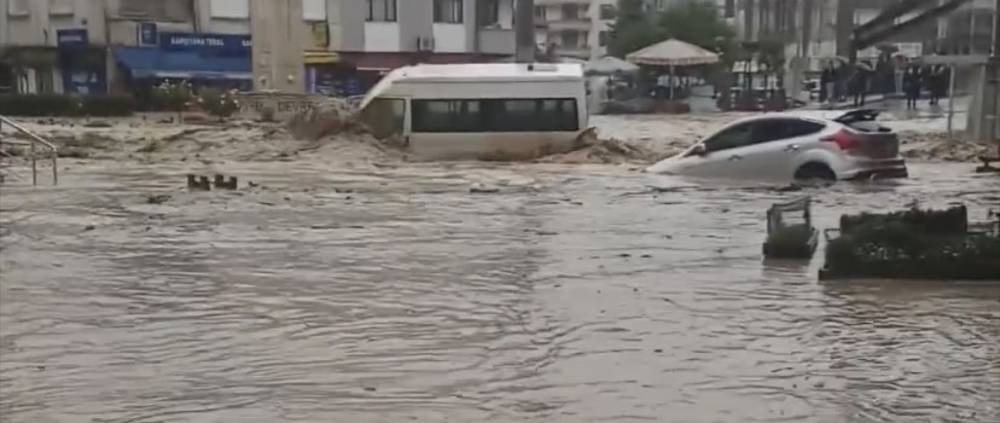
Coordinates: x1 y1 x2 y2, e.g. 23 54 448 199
691 144 707 156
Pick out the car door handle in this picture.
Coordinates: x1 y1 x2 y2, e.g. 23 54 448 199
728 154 743 161
784 144 800 152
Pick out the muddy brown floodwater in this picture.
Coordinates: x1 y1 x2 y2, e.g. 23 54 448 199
1 160 999 423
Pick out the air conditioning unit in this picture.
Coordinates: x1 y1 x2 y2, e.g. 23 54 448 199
417 36 435 52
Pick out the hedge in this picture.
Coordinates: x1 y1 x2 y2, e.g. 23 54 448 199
823 205 1000 280
0 94 135 117
824 223 1000 280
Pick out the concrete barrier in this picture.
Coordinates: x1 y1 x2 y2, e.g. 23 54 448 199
234 92 325 121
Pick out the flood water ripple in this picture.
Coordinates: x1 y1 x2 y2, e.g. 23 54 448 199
1 161 998 422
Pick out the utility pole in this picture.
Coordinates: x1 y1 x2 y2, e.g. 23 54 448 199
515 0 536 63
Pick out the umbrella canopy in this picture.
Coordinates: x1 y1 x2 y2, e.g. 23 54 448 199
586 56 639 75
625 39 720 67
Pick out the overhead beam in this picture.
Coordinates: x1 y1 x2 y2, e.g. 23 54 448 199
852 0 938 40
852 0 971 52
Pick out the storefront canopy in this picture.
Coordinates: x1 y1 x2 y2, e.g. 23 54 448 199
114 47 251 80
626 39 720 67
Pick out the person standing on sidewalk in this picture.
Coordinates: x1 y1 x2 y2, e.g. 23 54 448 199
851 63 871 107
903 66 921 109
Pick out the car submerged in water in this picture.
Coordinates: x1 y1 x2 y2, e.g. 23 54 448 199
645 110 908 181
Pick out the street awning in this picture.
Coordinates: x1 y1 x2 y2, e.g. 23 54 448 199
114 47 251 80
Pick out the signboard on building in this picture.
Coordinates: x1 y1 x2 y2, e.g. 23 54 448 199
56 29 88 51
160 32 252 56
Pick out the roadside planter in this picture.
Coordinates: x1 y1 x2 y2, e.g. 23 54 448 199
762 197 819 259
819 205 1000 280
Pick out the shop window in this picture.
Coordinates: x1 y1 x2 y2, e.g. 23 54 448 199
599 4 616 20
478 0 499 26
303 0 326 22
366 0 397 22
434 0 463 24
7 0 30 17
210 0 249 19
412 98 578 133
49 0 74 16
362 98 405 138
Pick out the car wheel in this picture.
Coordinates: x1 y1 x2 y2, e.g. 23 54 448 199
794 163 836 182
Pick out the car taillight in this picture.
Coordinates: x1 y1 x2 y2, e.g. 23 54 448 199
821 129 860 151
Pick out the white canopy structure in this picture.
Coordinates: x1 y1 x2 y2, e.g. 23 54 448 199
625 39 720 67
586 56 640 75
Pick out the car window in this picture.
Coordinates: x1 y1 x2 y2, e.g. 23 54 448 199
751 120 787 145
782 119 825 138
704 123 753 152
750 119 826 145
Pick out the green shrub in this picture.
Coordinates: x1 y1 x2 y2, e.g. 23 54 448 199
0 94 77 116
0 94 135 116
825 221 1000 280
152 81 194 119
840 205 967 234
199 88 239 121
79 95 135 117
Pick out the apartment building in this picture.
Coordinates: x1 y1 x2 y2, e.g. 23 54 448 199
1 0 519 95
533 0 618 60
336 0 515 71
0 0 109 94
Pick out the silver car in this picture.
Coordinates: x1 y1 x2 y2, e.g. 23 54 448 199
646 110 908 181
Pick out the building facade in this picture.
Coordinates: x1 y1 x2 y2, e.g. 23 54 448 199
1 0 519 96
732 0 996 70
0 0 109 94
533 0 618 60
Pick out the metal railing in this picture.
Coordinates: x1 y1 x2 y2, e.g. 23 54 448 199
0 115 58 185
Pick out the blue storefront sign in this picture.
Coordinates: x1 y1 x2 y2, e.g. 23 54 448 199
159 32 251 56
56 29 88 51
113 31 252 89
138 22 158 46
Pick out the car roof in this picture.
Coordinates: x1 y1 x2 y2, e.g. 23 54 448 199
725 112 837 126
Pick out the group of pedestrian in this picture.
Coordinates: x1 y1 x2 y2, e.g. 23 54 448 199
820 57 951 110
903 64 949 110
820 61 876 108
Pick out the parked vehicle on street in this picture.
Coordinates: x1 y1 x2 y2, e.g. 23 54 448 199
645 109 908 181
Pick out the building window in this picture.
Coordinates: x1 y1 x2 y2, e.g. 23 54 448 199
210 0 249 19
599 4 616 20
598 30 609 47
479 0 500 26
534 5 546 21
367 0 397 22
49 0 74 16
433 0 463 23
7 0 30 17
561 4 579 20
561 31 580 48
412 98 579 133
303 0 326 22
